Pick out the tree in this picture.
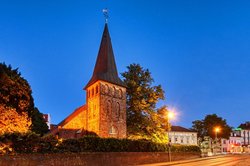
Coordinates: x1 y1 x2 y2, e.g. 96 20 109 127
192 114 232 139
191 120 205 138
0 62 48 135
30 107 49 135
122 63 167 142
0 105 31 135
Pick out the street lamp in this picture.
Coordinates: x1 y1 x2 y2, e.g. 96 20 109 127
214 127 221 155
214 127 220 140
167 111 175 162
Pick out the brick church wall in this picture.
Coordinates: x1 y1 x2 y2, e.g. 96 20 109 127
86 81 101 135
99 81 126 138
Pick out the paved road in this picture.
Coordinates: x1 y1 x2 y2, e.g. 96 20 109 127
139 154 250 166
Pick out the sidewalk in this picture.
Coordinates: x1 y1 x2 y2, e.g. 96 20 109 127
138 154 246 166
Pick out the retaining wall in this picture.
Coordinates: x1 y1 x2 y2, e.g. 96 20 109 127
0 152 200 166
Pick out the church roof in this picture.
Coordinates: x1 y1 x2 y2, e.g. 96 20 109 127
84 23 125 89
58 105 86 127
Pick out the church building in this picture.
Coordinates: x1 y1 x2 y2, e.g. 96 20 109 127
51 23 127 139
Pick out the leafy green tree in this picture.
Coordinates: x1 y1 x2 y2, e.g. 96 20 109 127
192 114 232 139
0 62 48 135
30 107 49 135
191 120 205 138
122 63 167 142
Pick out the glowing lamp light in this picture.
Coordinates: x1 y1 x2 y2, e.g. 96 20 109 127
215 127 220 133
167 111 175 120
214 127 221 140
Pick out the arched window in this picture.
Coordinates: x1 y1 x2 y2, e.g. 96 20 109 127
107 100 112 117
96 85 99 94
109 126 117 134
119 89 123 99
116 102 120 120
112 87 116 96
105 84 109 94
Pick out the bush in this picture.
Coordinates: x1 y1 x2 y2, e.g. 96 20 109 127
57 139 81 153
171 144 201 153
0 132 40 153
37 134 59 153
0 133 200 154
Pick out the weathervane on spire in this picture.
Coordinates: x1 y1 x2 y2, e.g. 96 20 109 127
102 8 109 23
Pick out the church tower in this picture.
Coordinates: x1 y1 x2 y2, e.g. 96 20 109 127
84 23 127 138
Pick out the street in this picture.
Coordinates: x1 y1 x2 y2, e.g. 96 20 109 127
139 154 250 166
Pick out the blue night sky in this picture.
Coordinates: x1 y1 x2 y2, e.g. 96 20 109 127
1 0 250 128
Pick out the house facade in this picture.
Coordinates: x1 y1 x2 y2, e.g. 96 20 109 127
168 126 198 145
221 127 250 153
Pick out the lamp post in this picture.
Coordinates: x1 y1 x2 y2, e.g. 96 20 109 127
215 127 220 140
214 127 220 155
167 111 174 162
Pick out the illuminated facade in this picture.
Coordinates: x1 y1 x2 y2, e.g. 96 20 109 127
221 128 250 153
51 23 127 139
168 126 198 145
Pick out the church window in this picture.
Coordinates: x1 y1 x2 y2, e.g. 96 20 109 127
107 100 112 116
116 102 120 120
108 86 112 95
105 84 109 94
112 87 115 96
119 89 123 98
96 85 99 94
109 126 117 134
92 88 94 96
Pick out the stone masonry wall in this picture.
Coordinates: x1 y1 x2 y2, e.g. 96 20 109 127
0 152 200 166
99 81 126 138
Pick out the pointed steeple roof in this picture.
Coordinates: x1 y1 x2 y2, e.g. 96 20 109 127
84 23 125 89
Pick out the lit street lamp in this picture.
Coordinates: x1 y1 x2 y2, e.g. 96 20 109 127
214 127 221 155
215 127 220 140
167 111 175 162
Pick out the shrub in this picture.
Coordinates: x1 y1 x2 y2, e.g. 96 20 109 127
0 132 40 153
57 139 81 153
0 133 200 154
37 134 59 153
171 145 201 153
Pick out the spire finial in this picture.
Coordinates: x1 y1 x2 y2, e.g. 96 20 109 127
102 8 109 23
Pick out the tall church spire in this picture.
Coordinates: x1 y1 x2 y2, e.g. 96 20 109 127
84 23 125 89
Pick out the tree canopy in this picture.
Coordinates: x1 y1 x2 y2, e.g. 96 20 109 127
0 62 48 135
192 114 232 139
122 63 169 143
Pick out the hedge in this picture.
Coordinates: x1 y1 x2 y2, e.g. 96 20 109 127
0 132 201 154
